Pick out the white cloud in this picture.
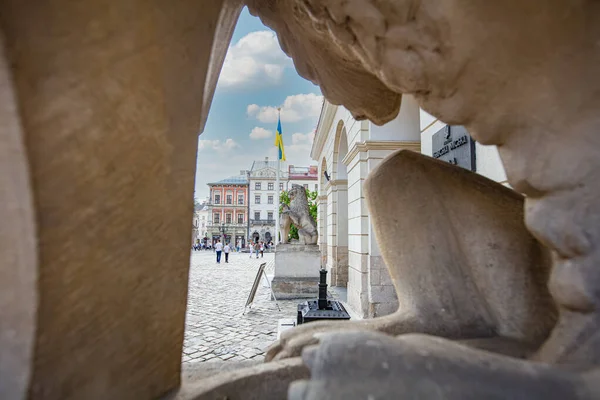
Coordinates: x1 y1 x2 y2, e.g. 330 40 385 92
218 31 292 90
292 131 316 145
281 130 316 166
198 138 239 153
249 127 273 140
247 93 324 123
246 104 260 116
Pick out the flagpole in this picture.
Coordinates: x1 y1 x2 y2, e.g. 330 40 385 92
275 107 281 245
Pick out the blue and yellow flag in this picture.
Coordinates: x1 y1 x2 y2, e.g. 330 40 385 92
274 117 286 161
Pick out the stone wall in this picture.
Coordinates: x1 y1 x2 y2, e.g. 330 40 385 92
272 244 321 299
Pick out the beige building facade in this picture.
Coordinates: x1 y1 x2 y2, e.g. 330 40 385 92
312 96 507 319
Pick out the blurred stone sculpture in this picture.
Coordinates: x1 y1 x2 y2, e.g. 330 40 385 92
281 184 318 245
267 152 556 360
3 0 600 398
243 0 600 398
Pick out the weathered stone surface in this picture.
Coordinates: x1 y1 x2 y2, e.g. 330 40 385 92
273 244 321 299
271 277 320 300
0 33 37 400
288 332 588 400
0 1 242 398
266 152 555 362
247 1 600 397
2 0 600 398
166 358 309 400
247 0 600 367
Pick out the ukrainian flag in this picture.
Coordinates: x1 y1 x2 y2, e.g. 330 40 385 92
274 116 286 161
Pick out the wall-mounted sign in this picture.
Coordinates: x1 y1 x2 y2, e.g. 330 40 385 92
431 125 476 172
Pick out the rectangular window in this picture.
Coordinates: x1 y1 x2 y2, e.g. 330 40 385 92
268 195 273 204
214 194 220 204
238 194 244 205
303 184 308 190
255 182 261 190
254 211 260 220
315 184 318 191
226 194 232 205
268 182 274 190
226 213 232 224
279 183 284 190
255 195 260 204
237 213 244 224
213 213 220 223
267 212 273 221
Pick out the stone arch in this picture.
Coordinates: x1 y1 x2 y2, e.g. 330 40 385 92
332 120 348 180
331 120 349 287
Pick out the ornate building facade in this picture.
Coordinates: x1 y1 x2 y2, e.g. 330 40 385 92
192 200 209 244
248 159 280 244
206 175 248 247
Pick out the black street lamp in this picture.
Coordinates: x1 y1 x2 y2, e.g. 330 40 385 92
220 223 227 244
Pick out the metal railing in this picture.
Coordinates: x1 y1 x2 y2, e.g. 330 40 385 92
249 219 275 225
206 202 246 207
207 222 247 229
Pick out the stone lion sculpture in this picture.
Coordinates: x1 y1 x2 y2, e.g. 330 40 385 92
242 0 600 398
280 184 318 245
4 0 600 398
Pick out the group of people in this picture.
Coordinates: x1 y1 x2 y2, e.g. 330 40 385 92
213 240 231 264
195 238 275 264
249 241 265 259
192 239 211 251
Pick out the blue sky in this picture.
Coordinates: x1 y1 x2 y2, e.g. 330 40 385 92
194 7 323 200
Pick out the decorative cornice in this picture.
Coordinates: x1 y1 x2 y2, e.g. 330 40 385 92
318 195 327 201
342 141 421 166
311 100 338 161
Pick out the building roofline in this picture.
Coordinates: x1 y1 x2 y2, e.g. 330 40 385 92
311 99 338 161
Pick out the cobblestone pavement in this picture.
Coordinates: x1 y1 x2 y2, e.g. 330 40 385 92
182 251 298 364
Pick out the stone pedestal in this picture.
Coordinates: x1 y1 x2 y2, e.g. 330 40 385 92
272 244 321 299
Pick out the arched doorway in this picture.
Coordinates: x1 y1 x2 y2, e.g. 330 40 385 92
319 157 328 271
252 231 260 243
264 231 272 243
333 122 349 287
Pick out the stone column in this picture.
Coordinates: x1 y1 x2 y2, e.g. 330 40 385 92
331 180 349 287
325 181 337 286
344 146 370 318
317 195 328 267
0 1 242 399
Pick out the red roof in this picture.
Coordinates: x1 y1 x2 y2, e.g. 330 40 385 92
288 165 318 180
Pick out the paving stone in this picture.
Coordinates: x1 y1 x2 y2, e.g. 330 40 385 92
183 252 299 364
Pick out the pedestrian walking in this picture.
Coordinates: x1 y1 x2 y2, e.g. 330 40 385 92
259 241 264 258
254 241 260 259
224 243 231 263
215 240 223 263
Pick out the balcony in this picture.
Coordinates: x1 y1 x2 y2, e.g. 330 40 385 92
207 222 248 230
207 202 246 207
249 219 275 226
